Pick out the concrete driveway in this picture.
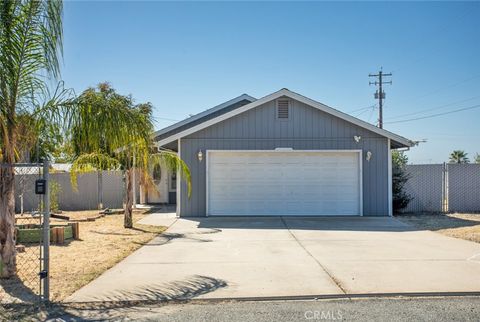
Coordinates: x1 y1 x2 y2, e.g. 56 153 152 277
68 216 480 302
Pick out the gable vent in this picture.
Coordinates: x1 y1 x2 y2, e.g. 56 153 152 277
277 99 290 119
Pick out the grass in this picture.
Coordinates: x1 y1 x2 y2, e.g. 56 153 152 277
397 213 480 243
3 209 166 304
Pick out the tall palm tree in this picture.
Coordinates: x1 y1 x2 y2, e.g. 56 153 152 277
0 0 68 278
69 83 191 228
449 150 470 164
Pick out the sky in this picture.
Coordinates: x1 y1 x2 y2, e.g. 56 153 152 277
61 1 480 164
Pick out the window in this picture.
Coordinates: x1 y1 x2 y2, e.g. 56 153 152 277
170 172 177 191
277 99 290 119
152 164 162 182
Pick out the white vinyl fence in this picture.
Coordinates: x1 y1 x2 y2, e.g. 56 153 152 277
404 164 480 213
15 170 139 212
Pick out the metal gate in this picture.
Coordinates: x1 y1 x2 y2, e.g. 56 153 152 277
0 161 50 304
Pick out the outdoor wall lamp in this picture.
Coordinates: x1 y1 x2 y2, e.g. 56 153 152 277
366 151 372 162
354 135 361 143
197 150 203 162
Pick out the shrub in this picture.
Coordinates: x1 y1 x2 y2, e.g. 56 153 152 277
392 151 412 213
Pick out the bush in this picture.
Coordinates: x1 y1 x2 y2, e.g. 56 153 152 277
392 151 412 213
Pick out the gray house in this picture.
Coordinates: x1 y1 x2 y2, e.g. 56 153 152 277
144 88 413 217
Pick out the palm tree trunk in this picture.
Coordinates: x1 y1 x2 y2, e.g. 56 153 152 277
0 165 17 278
124 168 133 228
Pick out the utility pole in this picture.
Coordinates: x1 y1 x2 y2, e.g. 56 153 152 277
369 68 392 128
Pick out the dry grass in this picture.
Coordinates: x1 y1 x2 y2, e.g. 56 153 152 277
48 210 166 301
397 213 480 243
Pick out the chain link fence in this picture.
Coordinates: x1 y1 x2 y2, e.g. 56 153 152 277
404 163 480 213
0 163 48 304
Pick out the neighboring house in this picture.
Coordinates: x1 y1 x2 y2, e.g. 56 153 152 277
142 88 413 217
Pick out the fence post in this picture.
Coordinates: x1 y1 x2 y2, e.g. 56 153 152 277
442 162 448 213
42 160 50 302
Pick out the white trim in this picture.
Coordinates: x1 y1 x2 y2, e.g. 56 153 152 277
359 150 364 216
176 138 181 217
156 89 413 148
206 149 363 217
206 149 210 217
387 139 393 216
153 94 256 139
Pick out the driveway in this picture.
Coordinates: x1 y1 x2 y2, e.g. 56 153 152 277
67 216 480 302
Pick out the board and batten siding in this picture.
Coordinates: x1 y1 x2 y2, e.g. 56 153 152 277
178 98 389 217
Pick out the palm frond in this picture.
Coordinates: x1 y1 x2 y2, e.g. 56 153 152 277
70 152 120 189
150 150 192 198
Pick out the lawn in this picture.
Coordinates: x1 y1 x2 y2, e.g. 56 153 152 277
397 213 480 244
1 209 166 304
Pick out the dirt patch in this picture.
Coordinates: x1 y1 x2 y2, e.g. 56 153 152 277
11 210 163 304
397 213 480 243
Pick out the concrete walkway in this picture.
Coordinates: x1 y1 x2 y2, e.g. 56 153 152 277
67 216 480 302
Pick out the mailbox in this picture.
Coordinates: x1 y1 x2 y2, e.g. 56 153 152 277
35 179 47 195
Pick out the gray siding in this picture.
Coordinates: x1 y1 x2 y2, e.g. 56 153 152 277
178 98 389 217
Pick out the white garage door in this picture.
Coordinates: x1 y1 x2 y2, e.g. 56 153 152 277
207 151 362 216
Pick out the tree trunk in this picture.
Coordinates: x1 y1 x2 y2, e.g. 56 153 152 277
0 165 17 278
124 168 133 228
97 171 103 210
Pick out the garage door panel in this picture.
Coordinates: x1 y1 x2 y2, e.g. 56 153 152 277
207 151 361 216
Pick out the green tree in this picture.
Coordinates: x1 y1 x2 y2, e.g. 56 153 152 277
449 150 469 164
474 153 480 164
69 83 191 228
0 0 70 277
392 150 412 213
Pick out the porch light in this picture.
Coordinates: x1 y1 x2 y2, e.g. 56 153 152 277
366 151 372 162
197 150 203 162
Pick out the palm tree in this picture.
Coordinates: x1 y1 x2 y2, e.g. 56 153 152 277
0 0 69 278
69 83 190 228
475 153 480 164
449 150 470 164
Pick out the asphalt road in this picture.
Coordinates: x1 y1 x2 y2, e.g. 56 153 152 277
47 296 480 321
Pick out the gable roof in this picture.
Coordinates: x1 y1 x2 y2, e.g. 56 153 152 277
153 94 256 143
155 88 414 148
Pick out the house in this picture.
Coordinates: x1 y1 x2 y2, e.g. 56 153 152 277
140 88 413 217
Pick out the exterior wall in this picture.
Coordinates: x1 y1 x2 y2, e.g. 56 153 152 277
178 98 390 217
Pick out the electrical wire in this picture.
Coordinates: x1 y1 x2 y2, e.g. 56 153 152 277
385 104 480 124
347 104 376 114
386 95 480 120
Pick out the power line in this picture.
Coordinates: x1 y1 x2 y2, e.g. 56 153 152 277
385 104 480 124
400 74 480 103
386 95 480 120
347 104 376 114
154 116 180 122
352 105 376 118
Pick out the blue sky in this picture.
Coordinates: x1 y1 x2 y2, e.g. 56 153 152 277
62 1 480 164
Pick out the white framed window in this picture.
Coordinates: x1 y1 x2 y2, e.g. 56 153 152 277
169 172 177 191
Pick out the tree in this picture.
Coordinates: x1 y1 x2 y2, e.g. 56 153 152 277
475 153 480 164
0 0 69 278
449 150 469 164
69 83 191 228
392 150 412 213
